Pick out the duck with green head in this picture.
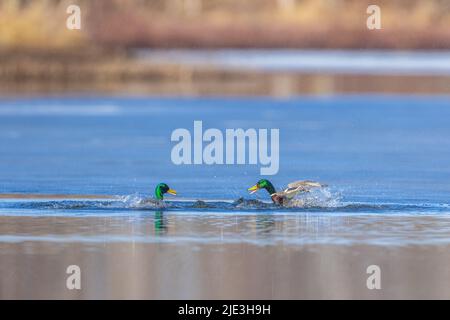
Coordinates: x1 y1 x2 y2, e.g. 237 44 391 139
155 183 177 200
248 179 325 205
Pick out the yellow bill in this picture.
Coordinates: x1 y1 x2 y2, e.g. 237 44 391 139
167 189 177 195
248 185 259 194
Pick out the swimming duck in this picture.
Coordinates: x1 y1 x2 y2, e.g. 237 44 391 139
155 183 177 200
248 179 325 205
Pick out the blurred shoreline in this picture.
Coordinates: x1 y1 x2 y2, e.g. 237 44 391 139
2 49 450 97
2 0 450 97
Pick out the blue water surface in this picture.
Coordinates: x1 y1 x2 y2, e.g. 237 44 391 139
1 95 450 247
0 95 449 211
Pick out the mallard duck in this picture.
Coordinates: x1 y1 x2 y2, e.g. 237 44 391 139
155 183 177 200
248 179 325 205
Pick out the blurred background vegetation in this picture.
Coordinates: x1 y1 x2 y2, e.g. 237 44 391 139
1 0 450 95
1 0 450 50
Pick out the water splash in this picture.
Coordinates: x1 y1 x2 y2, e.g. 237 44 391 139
286 187 342 208
116 194 168 209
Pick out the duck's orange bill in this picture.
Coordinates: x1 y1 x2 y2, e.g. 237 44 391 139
248 185 259 194
167 189 177 195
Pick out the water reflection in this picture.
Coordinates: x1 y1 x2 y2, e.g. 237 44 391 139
2 212 450 298
255 215 276 235
154 211 168 236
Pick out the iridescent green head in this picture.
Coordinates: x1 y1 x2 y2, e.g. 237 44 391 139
248 179 276 195
155 183 177 200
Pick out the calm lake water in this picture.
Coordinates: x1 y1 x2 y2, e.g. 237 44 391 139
1 95 450 299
